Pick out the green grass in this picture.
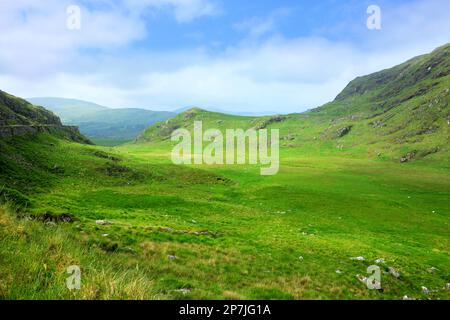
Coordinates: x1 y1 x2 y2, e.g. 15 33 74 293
0 133 448 300
90 138 132 147
0 44 449 300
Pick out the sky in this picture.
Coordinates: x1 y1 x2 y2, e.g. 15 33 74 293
0 0 449 114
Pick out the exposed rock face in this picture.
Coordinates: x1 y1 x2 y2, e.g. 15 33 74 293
0 124 91 143
336 126 353 138
400 151 417 163
255 115 287 130
0 90 62 126
0 90 91 144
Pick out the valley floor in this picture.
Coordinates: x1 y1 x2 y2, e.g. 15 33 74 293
0 135 449 299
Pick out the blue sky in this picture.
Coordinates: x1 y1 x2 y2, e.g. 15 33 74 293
0 0 449 113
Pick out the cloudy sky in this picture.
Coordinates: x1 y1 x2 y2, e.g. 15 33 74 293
0 0 449 113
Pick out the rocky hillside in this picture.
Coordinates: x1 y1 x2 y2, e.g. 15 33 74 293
0 90 91 144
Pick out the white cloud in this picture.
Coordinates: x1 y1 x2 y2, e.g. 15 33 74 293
0 36 431 113
124 0 220 23
0 0 449 114
0 0 146 76
234 8 291 38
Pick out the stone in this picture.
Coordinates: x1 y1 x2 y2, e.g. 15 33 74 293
356 274 368 284
336 126 353 138
96 220 113 225
428 267 438 273
350 256 365 261
388 267 400 278
173 288 191 295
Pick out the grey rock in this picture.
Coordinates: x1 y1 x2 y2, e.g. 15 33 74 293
350 256 365 261
388 267 400 278
96 220 113 225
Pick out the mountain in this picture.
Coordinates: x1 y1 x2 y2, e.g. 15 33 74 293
138 44 450 164
28 98 176 145
27 97 108 122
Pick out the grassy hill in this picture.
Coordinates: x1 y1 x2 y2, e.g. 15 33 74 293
28 97 175 145
0 44 449 300
27 98 108 122
138 44 449 166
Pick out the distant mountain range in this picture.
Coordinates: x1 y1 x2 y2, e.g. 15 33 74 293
27 97 175 144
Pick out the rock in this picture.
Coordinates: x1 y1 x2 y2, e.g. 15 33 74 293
356 274 368 284
102 234 109 237
45 221 57 227
375 258 385 264
402 295 414 300
446 283 450 290
400 151 416 163
298 256 304 261
96 220 113 225
421 286 429 295
173 288 191 295
336 126 353 138
167 255 177 261
191 220 197 224
161 227 174 233
350 256 365 261
428 267 438 273
336 269 343 274
388 267 400 278
58 214 74 223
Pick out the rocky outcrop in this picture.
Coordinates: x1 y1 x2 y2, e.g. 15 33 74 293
336 125 353 138
0 90 92 144
0 125 92 144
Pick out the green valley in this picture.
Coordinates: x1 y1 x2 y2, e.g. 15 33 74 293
0 44 449 300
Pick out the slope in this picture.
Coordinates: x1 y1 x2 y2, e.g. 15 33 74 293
137 44 450 165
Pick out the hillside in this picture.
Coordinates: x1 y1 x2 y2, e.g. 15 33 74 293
0 91 90 144
28 97 175 145
138 44 450 165
2 91 63 126
0 45 449 301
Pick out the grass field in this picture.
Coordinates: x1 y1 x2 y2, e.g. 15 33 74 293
1 44 448 300
1 132 448 300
